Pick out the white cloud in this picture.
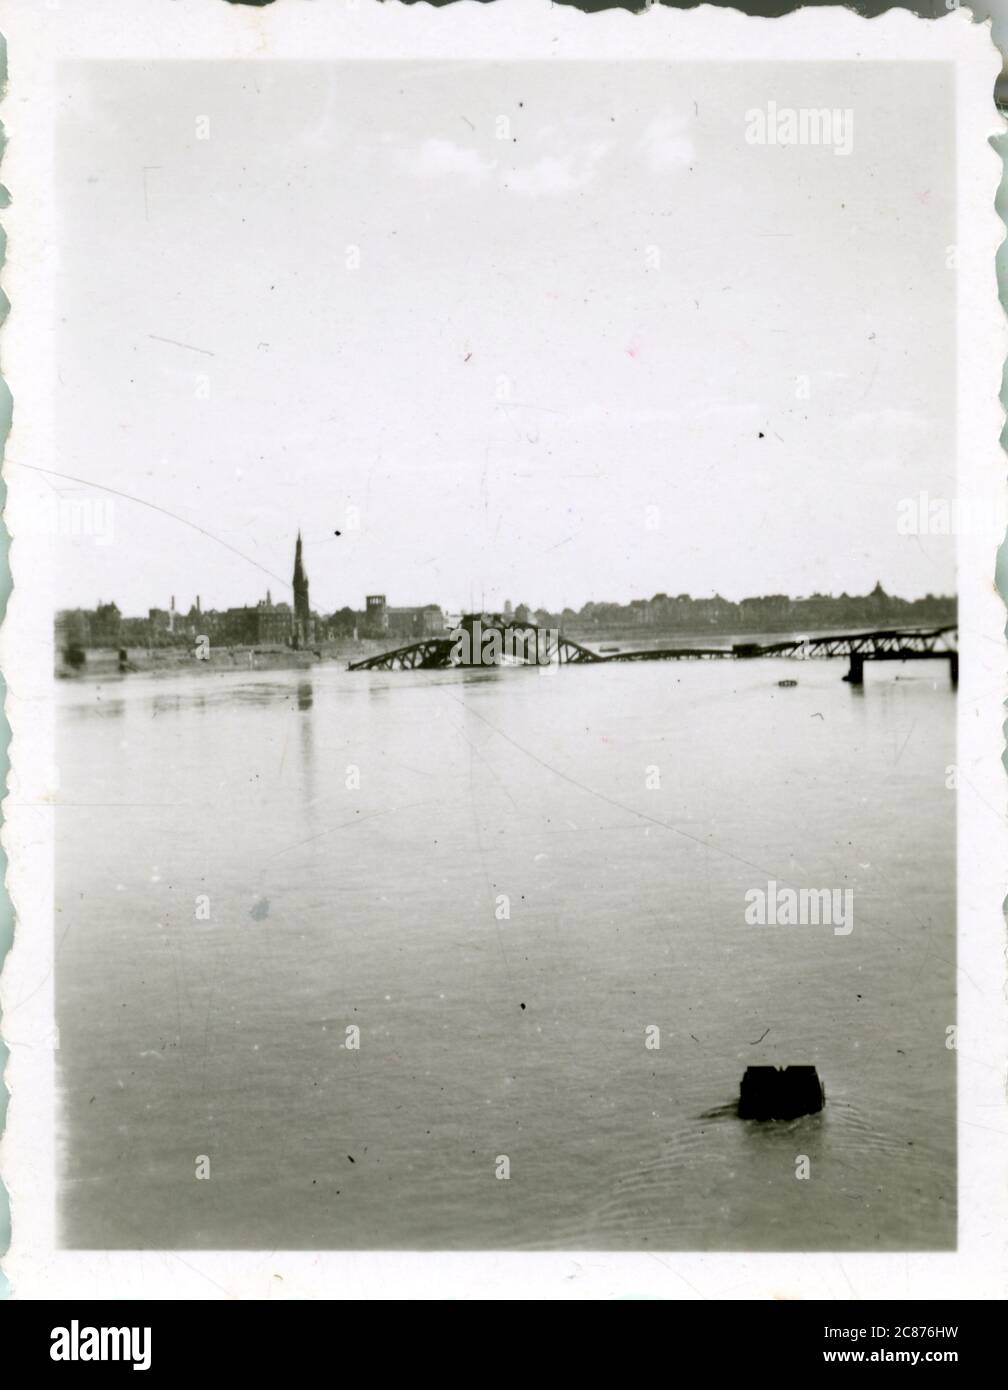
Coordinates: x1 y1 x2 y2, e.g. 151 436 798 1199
412 138 496 185
638 115 694 171
505 139 613 198
401 130 615 199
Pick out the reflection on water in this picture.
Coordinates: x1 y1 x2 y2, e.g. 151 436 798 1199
56 657 955 1249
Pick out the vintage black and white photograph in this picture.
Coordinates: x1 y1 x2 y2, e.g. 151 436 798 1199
1 2 1005 1302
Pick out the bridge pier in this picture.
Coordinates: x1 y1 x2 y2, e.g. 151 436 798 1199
841 650 959 686
843 652 864 685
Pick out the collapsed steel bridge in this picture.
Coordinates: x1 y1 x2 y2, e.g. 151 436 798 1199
346 631 603 670
348 624 958 685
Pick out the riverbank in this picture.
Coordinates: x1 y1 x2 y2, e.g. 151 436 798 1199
55 639 389 680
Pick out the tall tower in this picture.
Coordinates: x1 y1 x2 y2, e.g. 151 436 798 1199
292 531 312 647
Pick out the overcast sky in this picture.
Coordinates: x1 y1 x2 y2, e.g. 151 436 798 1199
52 60 956 615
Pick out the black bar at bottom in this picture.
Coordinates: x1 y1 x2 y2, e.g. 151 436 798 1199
0 1296 998 1374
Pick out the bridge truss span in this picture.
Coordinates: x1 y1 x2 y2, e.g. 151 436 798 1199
348 638 454 671
347 623 957 686
799 625 957 661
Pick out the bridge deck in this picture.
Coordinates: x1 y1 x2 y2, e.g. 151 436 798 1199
606 647 734 662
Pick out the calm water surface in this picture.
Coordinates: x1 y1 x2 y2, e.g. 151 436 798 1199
56 655 955 1249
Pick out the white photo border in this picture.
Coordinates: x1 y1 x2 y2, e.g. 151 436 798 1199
1 0 1005 1299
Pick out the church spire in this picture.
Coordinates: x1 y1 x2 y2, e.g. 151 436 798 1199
292 530 311 647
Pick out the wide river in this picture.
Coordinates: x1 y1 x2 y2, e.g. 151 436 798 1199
56 652 956 1249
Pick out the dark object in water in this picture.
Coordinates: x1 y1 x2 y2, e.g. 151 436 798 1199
738 1065 824 1120
778 678 797 687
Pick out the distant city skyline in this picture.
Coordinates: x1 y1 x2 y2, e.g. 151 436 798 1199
59 547 956 628
55 563 956 664
61 558 954 628
50 60 956 613
48 510 959 621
